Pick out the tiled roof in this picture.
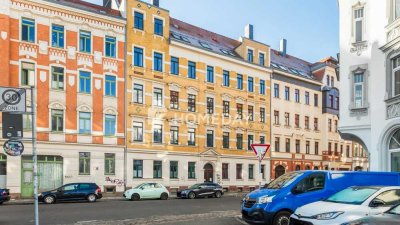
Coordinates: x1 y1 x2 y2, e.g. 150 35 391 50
45 0 123 18
270 49 316 80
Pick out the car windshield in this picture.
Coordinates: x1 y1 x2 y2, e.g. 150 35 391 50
387 205 400 215
189 184 201 189
325 187 379 205
266 172 304 189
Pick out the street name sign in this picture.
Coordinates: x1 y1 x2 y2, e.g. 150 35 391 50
0 87 26 112
251 144 271 162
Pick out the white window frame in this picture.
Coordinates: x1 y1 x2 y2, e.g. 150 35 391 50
392 57 400 97
353 6 365 43
354 73 364 108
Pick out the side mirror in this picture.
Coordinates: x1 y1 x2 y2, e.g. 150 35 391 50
57 188 62 192
370 199 385 208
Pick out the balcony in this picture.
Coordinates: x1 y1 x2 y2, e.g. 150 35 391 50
322 151 340 161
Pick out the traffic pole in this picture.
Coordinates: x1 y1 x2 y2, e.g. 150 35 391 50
31 87 39 225
259 160 262 189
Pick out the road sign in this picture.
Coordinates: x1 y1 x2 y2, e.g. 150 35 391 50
3 140 24 156
2 112 23 139
251 144 270 162
0 87 26 112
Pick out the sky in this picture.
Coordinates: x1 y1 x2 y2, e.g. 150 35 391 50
85 0 339 63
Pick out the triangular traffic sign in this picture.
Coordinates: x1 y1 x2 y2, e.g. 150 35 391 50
251 144 270 162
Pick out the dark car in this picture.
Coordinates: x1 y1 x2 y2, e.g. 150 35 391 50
342 204 400 225
0 189 10 204
38 183 102 204
177 183 223 199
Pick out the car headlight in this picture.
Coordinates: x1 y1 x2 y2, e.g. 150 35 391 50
312 211 344 220
257 195 275 204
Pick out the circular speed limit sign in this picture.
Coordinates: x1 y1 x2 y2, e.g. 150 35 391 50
2 89 22 105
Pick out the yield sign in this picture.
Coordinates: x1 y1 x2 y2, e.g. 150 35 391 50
251 144 270 162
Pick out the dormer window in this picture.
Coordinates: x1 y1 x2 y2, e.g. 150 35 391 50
326 75 330 86
354 7 364 42
247 49 253 63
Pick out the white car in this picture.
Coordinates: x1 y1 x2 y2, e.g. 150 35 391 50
290 186 400 225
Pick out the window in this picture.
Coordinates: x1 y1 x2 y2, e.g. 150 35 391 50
248 77 254 92
260 80 265 95
51 109 63 132
79 71 91 94
79 30 91 53
79 152 90 175
170 57 179 75
104 153 115 175
275 137 280 152
21 62 34 86
285 86 290 100
134 47 144 67
153 52 163 72
305 92 310 105
247 49 253 63
154 18 163 36
354 73 364 107
260 136 265 144
207 97 214 114
335 120 338 132
105 75 116 97
346 145 350 157
314 118 319 131
296 140 300 153
51 24 64 48
207 130 214 147
188 94 196 112
248 105 254 121
340 145 343 155
22 114 32 130
237 74 243 90
153 124 163 143
170 161 178 179
306 141 310 154
393 57 400 96
207 66 214 83
354 8 364 42
170 126 178 144
188 128 196 146
237 104 243 119
328 119 332 132
396 0 400 19
302 116 309 130
286 138 291 153
21 18 35 42
236 164 243 179
133 122 143 142
274 84 280 98
153 161 162 178
133 160 143 178
153 88 163 107
170 91 179 109
260 107 265 123
188 162 196 179
326 75 330 86
335 143 338 154
188 61 196 79
79 112 91 134
51 67 64 90
285 112 290 126
329 95 334 108
314 94 319 107
223 132 229 149
248 135 254 150
223 101 230 117
259 53 265 66
295 114 300 128
133 84 143 104
105 36 116 58
331 77 335 87
248 164 254 179
328 142 332 155
274 111 279 125
373 190 400 207
134 11 144 30
104 114 116 136
335 97 340 110
315 142 319 155
222 163 229 179
295 89 300 103
237 134 243 149
223 70 230 87
294 173 325 193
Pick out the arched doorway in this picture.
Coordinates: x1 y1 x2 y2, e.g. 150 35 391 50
204 163 214 182
389 129 400 172
295 165 301 171
313 166 319 170
275 165 285 179
305 165 311 170
354 166 363 171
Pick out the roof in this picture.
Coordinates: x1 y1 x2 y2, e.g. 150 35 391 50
45 0 123 18
270 49 315 80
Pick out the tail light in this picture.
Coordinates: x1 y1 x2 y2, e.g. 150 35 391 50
1 191 6 196
96 187 101 194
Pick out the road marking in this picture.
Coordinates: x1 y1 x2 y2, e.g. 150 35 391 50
235 215 248 225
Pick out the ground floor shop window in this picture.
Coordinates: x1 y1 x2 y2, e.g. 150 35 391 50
79 152 90 175
133 160 143 178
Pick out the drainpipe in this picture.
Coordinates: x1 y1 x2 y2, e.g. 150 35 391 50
123 13 128 192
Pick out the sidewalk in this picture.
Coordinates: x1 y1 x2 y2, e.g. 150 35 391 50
4 192 248 205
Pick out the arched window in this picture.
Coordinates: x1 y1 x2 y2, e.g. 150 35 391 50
295 165 301 171
390 129 400 172
313 166 319 170
275 165 285 179
305 165 311 170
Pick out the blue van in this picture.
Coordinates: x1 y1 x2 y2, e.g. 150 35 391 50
241 171 400 225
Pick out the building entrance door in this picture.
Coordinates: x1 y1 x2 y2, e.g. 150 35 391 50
21 159 34 198
204 163 214 183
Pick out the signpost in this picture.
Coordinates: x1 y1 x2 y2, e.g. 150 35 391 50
251 144 271 189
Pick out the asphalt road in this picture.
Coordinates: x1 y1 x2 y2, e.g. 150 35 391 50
0 197 247 225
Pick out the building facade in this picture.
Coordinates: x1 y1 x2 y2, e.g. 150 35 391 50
338 0 400 172
0 0 126 198
126 0 272 192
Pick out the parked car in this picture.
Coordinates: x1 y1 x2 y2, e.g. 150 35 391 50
342 203 400 225
123 183 169 201
0 189 10 204
241 171 400 225
38 183 102 204
290 186 400 225
177 183 223 199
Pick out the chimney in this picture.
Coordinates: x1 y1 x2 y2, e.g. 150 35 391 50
280 39 287 56
152 0 160 7
103 0 111 8
244 24 254 40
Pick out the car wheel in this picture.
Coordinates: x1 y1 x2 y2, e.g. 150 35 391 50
188 192 196 199
44 195 55 204
87 194 97 203
131 193 140 201
214 191 222 198
273 211 291 225
160 193 168 200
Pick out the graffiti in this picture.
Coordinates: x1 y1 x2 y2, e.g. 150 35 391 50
105 177 125 187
